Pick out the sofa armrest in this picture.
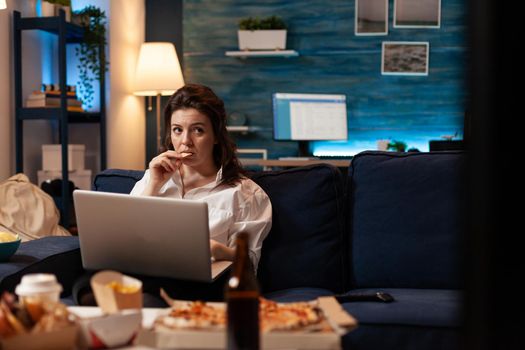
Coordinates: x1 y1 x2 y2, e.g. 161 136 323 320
0 236 83 297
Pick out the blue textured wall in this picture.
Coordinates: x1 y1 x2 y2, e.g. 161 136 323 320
183 0 466 156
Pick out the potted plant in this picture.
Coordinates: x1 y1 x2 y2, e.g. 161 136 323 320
40 0 71 21
237 15 287 51
387 140 407 152
73 5 108 109
71 10 90 27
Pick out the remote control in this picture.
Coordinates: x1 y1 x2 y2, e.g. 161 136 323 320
335 292 394 303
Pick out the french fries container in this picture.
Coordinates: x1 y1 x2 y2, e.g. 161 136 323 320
90 270 142 314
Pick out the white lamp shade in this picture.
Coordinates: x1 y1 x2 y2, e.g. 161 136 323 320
134 42 185 96
0 0 7 10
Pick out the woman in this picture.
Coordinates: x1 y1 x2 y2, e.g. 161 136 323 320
74 84 271 305
130 83 272 273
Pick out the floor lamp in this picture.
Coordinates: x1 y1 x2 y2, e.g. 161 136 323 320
134 42 185 152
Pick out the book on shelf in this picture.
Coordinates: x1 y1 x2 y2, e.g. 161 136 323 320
66 106 84 112
31 90 78 98
23 104 84 112
26 91 83 110
24 105 85 113
26 98 83 108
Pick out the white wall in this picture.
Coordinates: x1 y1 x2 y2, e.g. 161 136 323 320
0 3 12 182
71 0 146 171
0 0 146 183
108 0 145 170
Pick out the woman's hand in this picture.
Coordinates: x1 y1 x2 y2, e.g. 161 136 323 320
210 239 235 262
143 150 182 195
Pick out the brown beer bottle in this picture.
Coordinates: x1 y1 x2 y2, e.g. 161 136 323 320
226 232 260 350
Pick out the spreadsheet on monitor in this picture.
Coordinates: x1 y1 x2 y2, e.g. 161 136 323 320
273 93 348 141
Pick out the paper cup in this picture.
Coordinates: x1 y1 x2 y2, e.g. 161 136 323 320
15 273 62 302
91 270 143 314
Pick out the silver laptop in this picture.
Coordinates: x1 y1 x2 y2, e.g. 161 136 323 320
73 190 231 282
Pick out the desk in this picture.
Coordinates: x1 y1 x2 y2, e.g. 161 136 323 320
240 158 350 168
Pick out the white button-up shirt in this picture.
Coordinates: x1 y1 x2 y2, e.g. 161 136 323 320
130 168 272 272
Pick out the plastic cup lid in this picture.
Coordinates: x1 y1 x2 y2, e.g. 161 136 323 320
15 273 63 296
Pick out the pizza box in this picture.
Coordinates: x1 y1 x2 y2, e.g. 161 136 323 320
136 328 341 350
0 324 79 350
134 296 357 350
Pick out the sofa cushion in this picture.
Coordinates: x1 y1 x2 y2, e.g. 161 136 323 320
342 324 459 350
265 287 461 350
347 151 464 289
0 236 83 297
341 287 461 350
263 287 334 302
251 164 347 294
93 169 145 193
341 288 462 328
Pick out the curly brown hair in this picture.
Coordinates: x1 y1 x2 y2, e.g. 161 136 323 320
163 84 246 187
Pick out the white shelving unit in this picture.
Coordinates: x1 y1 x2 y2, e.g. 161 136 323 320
225 50 299 58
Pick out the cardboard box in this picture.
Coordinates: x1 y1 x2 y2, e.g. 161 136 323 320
137 327 341 350
42 144 85 171
0 324 79 350
75 310 142 349
90 271 143 314
38 169 92 190
134 297 357 350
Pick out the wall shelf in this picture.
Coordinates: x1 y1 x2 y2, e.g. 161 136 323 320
16 15 85 42
225 50 299 58
226 126 266 135
17 108 102 123
226 126 263 132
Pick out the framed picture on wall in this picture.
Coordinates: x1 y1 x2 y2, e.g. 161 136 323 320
393 0 441 28
381 42 429 76
355 0 388 35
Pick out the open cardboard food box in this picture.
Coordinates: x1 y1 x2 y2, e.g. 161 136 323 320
135 296 358 350
0 325 78 350
0 288 79 350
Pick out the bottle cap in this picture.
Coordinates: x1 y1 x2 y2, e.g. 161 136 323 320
15 273 63 296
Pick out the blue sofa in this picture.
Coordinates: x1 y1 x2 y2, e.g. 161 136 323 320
0 151 464 350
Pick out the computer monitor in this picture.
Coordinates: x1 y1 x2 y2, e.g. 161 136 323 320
272 93 348 142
